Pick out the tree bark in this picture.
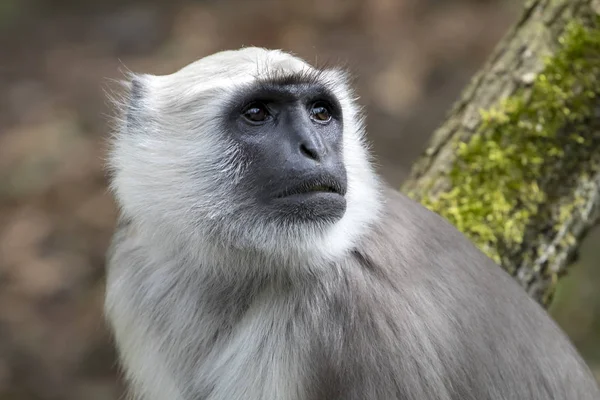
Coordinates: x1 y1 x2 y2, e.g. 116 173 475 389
401 0 600 306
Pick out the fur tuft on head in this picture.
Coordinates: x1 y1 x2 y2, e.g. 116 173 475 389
107 47 383 271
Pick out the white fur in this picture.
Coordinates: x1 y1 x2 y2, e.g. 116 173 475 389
105 47 383 400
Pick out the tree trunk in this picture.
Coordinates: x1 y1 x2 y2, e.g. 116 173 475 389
401 0 600 306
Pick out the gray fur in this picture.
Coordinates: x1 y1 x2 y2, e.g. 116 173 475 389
104 47 600 400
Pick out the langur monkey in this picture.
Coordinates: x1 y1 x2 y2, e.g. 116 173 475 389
104 47 600 400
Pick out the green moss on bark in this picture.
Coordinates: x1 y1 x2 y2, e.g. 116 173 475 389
418 17 600 271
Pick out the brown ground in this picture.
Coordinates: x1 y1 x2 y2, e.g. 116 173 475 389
0 1 598 399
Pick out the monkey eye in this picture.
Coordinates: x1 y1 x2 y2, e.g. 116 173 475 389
242 102 270 124
310 101 332 123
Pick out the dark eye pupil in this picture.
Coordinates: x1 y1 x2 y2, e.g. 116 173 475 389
244 105 268 122
312 104 331 122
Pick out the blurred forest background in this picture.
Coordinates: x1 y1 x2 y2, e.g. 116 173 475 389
0 0 598 399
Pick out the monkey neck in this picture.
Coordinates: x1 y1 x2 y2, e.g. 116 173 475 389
122 175 386 293
126 213 354 291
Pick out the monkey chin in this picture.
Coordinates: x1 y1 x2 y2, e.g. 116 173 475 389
270 191 347 225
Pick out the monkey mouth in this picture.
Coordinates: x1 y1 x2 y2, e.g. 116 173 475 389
276 177 346 199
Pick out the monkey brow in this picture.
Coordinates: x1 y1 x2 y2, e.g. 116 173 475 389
255 67 332 89
218 68 342 114
220 70 338 108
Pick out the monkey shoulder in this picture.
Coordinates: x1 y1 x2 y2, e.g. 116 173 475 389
358 185 506 284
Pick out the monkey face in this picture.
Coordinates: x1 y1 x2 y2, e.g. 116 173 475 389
221 76 349 226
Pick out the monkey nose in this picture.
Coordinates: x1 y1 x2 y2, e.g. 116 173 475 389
297 132 328 163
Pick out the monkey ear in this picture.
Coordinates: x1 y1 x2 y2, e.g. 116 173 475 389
123 74 145 131
103 71 148 136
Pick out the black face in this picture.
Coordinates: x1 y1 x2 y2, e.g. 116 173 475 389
223 76 348 224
